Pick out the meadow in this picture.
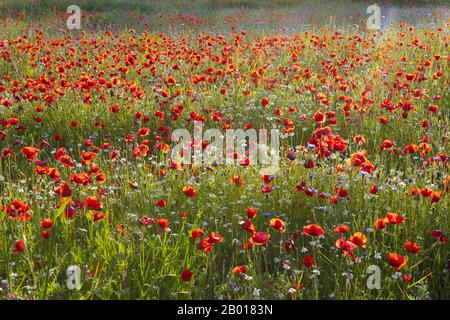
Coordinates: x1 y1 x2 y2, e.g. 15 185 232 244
0 0 448 300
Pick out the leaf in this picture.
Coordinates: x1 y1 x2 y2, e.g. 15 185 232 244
54 199 71 220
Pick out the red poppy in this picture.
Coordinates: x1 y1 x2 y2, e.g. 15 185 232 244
369 184 378 194
431 230 447 244
41 230 52 240
85 196 103 211
207 232 224 244
156 199 167 208
14 240 25 254
386 212 406 224
182 185 197 198
313 110 326 124
197 239 213 253
349 232 367 248
93 212 107 221
388 253 408 271
251 231 270 245
270 218 286 233
336 188 349 198
55 182 72 197
81 152 96 165
430 191 441 203
240 220 256 234
303 256 315 267
303 224 324 237
402 274 413 283
181 268 193 282
261 174 274 184
191 228 205 241
230 175 242 186
21 147 40 160
374 218 388 229
157 218 169 229
404 241 420 254
179 212 189 218
335 237 357 252
41 218 53 229
247 207 257 219
333 224 350 234
232 265 248 274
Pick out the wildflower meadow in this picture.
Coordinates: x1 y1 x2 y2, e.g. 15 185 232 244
0 0 448 300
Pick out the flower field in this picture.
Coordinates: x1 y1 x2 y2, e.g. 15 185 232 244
0 0 448 300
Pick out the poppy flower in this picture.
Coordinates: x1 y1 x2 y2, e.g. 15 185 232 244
303 256 315 267
431 230 447 244
404 241 420 254
140 216 154 226
386 212 406 224
270 218 286 233
156 199 167 208
313 110 326 124
133 144 149 158
191 228 205 241
41 230 52 240
85 196 103 211
247 207 257 219
197 239 213 253
353 135 366 145
207 232 224 244
179 212 189 218
336 188 349 198
420 188 433 197
333 224 350 234
251 231 270 245
182 185 197 198
21 147 40 160
388 253 408 271
261 174 274 184
232 265 248 274
14 240 25 254
81 152 96 165
181 268 193 282
369 184 378 194
157 218 169 229
3 200 31 220
154 142 170 154
349 232 367 248
303 224 324 237
55 182 72 197
240 220 256 234
93 212 107 221
230 175 242 186
430 191 441 203
41 218 53 229
402 274 413 283
335 237 357 252
374 218 388 229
